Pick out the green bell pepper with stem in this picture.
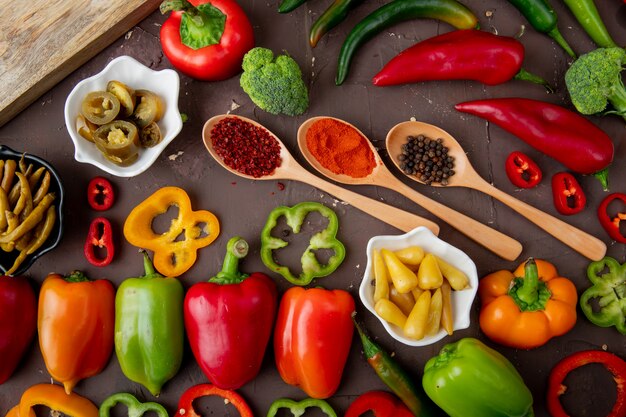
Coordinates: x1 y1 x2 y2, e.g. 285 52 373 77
422 338 534 417
580 256 626 334
114 250 184 396
267 398 337 417
562 0 617 48
99 393 168 417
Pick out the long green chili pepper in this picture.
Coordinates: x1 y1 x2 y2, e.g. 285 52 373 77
278 0 307 14
335 0 479 85
562 0 616 48
310 0 365 47
353 315 445 417
506 0 576 58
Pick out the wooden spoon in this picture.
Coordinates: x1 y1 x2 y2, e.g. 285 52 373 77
202 115 439 235
297 116 523 261
386 120 607 261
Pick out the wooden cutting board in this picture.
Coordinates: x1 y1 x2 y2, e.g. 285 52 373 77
0 0 161 127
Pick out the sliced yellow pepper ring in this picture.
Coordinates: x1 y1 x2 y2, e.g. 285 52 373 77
6 384 98 417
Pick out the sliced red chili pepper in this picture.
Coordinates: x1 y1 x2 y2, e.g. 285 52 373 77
176 384 253 417
87 177 115 211
551 172 586 215
598 193 626 244
547 350 626 417
345 391 414 417
505 151 542 189
84 217 114 267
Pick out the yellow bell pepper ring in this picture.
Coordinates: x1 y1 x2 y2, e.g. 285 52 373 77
6 384 98 417
123 186 220 277
381 249 418 293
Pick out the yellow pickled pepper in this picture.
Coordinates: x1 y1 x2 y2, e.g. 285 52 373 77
394 246 425 267
441 281 454 335
404 290 431 340
425 288 443 336
389 286 415 316
373 249 389 303
381 249 418 293
435 255 470 290
417 254 444 290
375 299 407 328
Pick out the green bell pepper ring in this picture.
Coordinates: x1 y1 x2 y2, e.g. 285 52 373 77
267 398 337 417
580 256 626 335
114 250 184 396
260 202 345 286
99 393 168 417
422 338 534 417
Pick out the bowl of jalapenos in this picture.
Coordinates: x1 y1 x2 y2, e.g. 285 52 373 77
64 55 182 177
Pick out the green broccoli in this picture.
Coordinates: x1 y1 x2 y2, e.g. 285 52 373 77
565 47 626 121
240 47 309 116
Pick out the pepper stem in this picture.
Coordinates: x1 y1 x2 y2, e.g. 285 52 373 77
65 270 90 283
140 249 162 279
160 0 199 22
209 237 250 285
352 313 381 359
509 258 552 312
593 168 610 191
548 28 576 59
514 68 554 93
517 258 539 304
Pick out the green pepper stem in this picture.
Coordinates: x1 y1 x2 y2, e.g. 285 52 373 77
210 237 250 285
514 68 554 93
160 0 203 25
140 249 162 279
548 28 576 59
65 271 90 283
593 168 610 191
516 258 539 305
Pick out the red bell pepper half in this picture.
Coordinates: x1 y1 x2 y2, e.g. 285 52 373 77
87 177 114 211
184 236 277 389
84 217 114 267
598 193 626 243
176 384 253 417
547 350 626 417
505 151 542 189
160 0 254 81
345 391 414 417
551 172 586 215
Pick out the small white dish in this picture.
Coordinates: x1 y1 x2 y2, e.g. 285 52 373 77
64 56 182 177
359 226 478 347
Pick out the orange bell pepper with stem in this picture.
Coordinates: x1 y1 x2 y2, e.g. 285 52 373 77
479 258 577 349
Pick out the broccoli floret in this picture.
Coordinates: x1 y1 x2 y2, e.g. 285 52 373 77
240 47 309 117
565 47 626 120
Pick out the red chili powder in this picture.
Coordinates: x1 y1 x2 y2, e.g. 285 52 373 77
211 117 282 178
305 118 377 178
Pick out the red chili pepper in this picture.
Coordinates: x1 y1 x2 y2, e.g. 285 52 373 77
455 98 615 190
176 384 253 417
373 30 549 89
345 391 414 417
505 151 542 189
547 350 626 417
87 177 114 211
551 172 586 215
598 193 626 243
84 217 114 267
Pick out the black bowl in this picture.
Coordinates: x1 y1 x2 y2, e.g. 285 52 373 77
0 145 64 276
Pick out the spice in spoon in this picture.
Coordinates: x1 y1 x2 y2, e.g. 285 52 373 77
398 135 455 185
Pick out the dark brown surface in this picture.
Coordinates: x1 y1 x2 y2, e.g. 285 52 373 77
1 1 625 415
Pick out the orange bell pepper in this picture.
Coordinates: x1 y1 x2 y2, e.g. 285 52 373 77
6 383 98 417
38 271 115 393
478 258 577 349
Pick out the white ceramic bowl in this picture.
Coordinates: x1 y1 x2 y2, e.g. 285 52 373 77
359 226 478 346
64 56 182 177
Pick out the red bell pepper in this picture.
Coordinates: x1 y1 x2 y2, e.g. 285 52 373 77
176 384 253 417
160 0 254 81
84 217 114 267
598 193 626 243
551 172 586 215
505 151 542 189
373 29 549 89
455 98 615 190
547 350 626 417
0 275 36 384
345 391 414 417
274 286 355 399
87 177 114 211
184 236 277 389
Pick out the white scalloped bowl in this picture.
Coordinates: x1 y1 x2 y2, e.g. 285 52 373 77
359 226 478 346
64 56 182 177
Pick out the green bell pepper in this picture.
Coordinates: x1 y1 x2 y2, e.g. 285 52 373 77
114 251 184 396
580 256 626 335
422 338 534 417
99 393 168 417
260 202 345 286
267 398 337 417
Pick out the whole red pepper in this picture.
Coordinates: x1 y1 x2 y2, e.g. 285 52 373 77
87 177 114 211
84 217 114 267
505 151 542 189
373 29 549 89
160 0 254 81
0 275 36 384
345 391 414 417
184 236 277 389
551 172 586 215
598 193 626 243
455 98 615 190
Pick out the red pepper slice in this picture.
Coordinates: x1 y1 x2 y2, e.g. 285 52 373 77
551 172 586 215
598 193 626 243
547 350 626 417
505 151 542 189
84 217 114 267
176 384 253 417
87 177 114 211
345 391 414 417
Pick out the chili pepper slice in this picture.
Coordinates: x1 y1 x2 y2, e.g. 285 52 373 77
505 151 542 189
345 391 414 417
176 384 253 417
551 172 586 215
267 398 337 417
547 350 626 417
309 0 364 48
598 193 626 244
84 217 114 267
99 393 168 417
580 256 626 334
87 177 114 211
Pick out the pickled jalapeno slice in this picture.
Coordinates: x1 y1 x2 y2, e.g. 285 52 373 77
139 122 163 148
81 91 120 125
93 121 139 166
107 80 136 118
76 115 99 142
131 90 164 128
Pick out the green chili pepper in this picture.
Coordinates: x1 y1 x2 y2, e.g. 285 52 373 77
353 316 444 417
99 393 168 417
114 251 184 396
506 0 576 58
335 0 479 85
260 202 345 286
580 256 626 335
562 0 616 48
278 0 307 14
267 398 337 417
310 0 365 48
